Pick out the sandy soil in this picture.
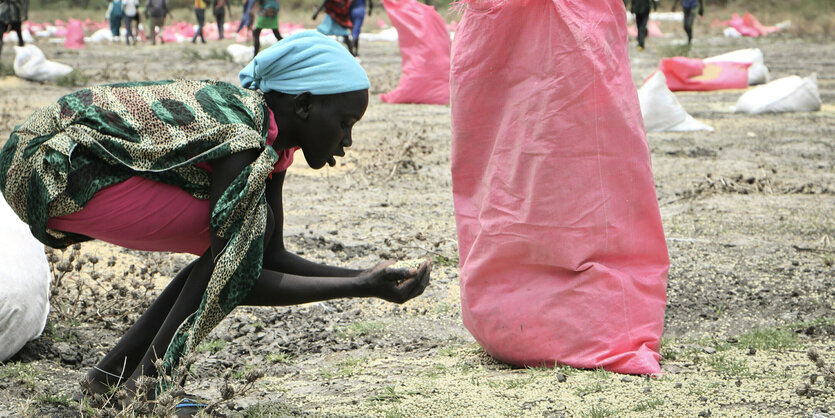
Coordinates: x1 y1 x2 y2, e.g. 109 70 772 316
0 28 833 417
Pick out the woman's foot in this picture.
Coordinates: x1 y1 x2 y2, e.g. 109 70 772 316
81 367 125 396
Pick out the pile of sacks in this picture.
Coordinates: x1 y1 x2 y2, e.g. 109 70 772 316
712 12 790 38
658 48 769 92
640 48 822 131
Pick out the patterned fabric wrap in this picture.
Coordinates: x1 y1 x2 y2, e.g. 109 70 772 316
0 79 278 391
325 0 353 28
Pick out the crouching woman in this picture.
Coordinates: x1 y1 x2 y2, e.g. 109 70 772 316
0 30 431 406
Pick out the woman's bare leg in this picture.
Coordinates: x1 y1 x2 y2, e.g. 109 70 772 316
123 251 215 397
82 259 199 394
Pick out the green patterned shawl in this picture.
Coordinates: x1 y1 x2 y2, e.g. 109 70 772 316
0 79 278 388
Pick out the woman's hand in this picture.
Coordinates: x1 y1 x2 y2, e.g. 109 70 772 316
359 259 432 304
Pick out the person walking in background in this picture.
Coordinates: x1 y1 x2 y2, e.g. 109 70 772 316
236 0 256 39
348 0 370 56
313 0 353 55
624 0 657 51
146 0 168 45
106 0 123 42
123 0 140 45
252 0 281 55
213 0 232 39
672 0 704 45
0 0 27 58
192 0 207 44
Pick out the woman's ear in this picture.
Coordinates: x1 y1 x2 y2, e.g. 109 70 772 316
293 92 312 120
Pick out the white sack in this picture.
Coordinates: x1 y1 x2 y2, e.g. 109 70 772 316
359 27 398 42
13 45 74 82
2 29 35 43
0 197 51 361
226 43 253 65
733 74 822 114
87 28 114 43
704 48 769 85
723 27 742 38
638 71 713 132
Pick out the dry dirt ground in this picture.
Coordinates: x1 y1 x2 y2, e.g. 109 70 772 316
0 26 833 417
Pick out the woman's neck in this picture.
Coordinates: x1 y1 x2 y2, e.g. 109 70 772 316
263 91 299 150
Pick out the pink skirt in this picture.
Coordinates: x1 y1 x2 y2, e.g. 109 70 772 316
47 108 295 255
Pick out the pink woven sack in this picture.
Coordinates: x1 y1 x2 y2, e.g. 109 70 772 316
380 0 450 105
451 0 669 375
64 19 85 49
660 57 750 91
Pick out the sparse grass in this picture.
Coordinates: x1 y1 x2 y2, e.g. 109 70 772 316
497 375 536 390
574 381 605 397
583 404 616 418
335 320 388 339
266 352 292 364
197 338 227 354
205 47 228 61
34 392 73 407
0 62 15 77
233 364 257 380
554 364 581 376
55 70 89 87
422 363 449 378
659 42 692 58
736 327 800 351
432 253 458 267
632 397 664 412
319 356 369 379
705 353 750 378
591 368 614 380
437 343 461 357
0 362 40 391
370 385 404 403
243 400 304 417
181 47 202 62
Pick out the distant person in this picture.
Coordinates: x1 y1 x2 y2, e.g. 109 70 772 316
106 0 124 42
624 0 657 51
123 0 140 45
252 0 281 55
0 0 27 57
348 0 371 56
212 0 232 39
146 0 168 45
313 0 353 55
672 0 703 45
236 0 256 36
192 0 207 44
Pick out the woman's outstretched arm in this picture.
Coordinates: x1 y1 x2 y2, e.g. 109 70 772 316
262 170 369 277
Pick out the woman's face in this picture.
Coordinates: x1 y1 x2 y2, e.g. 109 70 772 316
298 90 369 169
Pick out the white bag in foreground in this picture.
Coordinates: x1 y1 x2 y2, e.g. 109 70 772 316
0 197 51 361
226 43 253 65
704 48 769 86
734 74 822 114
639 71 713 132
13 45 74 82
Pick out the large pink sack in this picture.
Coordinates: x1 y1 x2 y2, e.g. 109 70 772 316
660 57 750 91
380 0 450 105
451 0 669 375
64 19 85 49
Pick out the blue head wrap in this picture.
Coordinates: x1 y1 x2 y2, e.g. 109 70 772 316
239 31 370 95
